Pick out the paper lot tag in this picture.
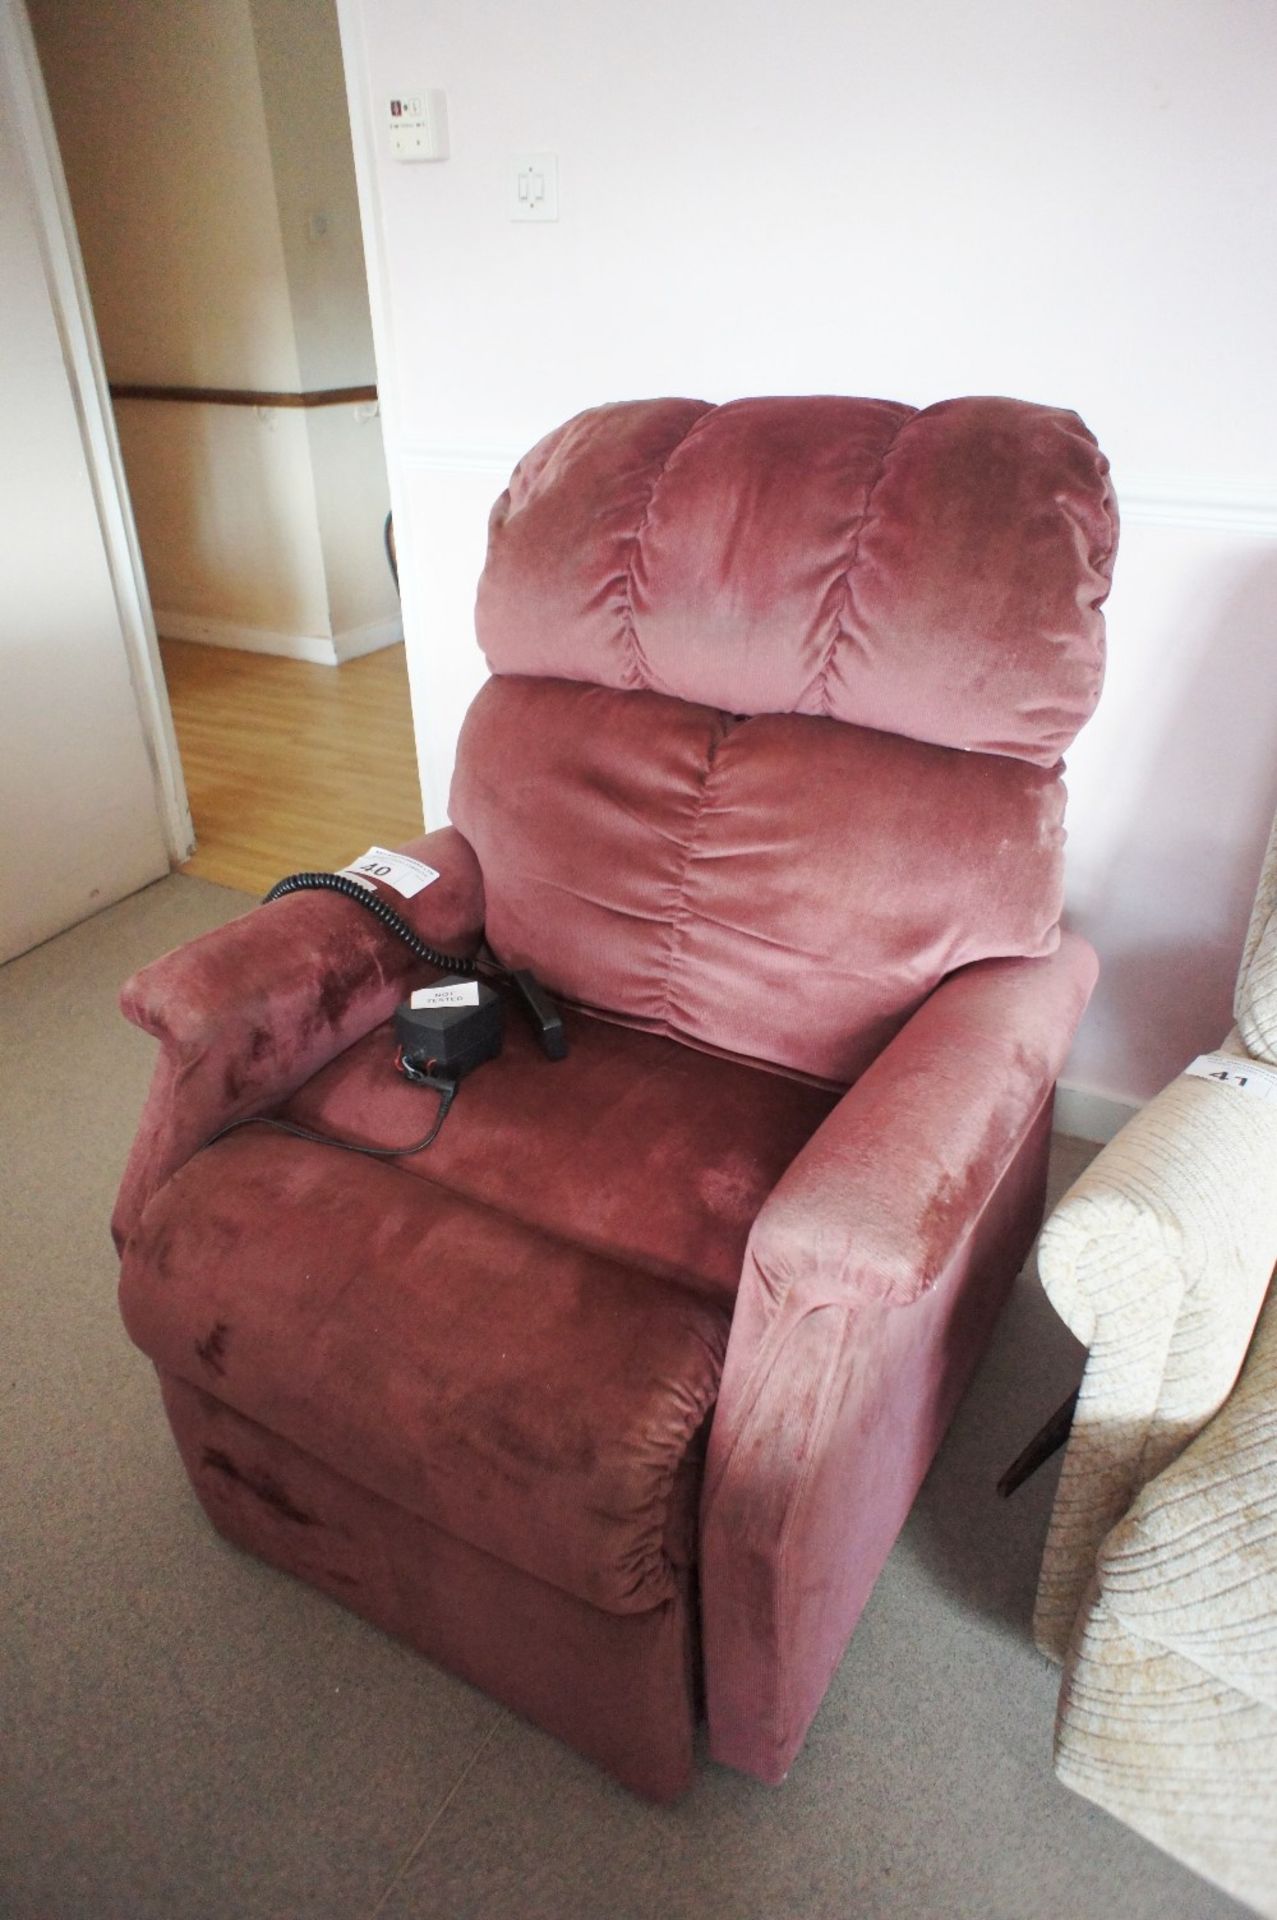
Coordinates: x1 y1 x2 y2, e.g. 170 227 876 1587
1184 1052 1277 1104
339 846 440 899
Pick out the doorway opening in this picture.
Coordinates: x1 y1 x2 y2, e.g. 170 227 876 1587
26 0 423 897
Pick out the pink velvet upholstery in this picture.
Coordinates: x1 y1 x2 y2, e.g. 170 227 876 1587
114 393 1117 1800
451 675 1069 1084
280 993 838 1298
477 394 1114 762
122 1130 728 1615
160 1376 701 1799
112 826 484 1249
701 934 1097 1779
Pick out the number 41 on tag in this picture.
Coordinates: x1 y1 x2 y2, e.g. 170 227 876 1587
1185 1053 1277 1104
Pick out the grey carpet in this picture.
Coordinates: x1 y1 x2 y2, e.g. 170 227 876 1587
0 875 1248 1920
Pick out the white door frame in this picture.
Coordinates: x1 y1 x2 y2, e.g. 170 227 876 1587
5 0 193 864
336 0 447 821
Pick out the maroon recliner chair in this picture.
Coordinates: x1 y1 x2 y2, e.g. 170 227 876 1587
114 395 1117 1799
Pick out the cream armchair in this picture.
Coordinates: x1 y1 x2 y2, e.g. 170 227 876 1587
1055 1282 1277 1915
1031 810 1277 1913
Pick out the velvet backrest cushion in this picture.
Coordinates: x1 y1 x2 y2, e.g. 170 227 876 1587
454 394 1117 1084
475 394 1116 763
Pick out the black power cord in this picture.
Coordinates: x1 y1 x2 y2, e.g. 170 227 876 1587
262 870 487 975
262 871 567 1059
204 1071 457 1163
194 868 569 1172
384 510 399 593
191 873 475 1166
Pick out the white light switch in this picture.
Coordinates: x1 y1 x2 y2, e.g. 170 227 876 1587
511 152 559 221
389 89 449 162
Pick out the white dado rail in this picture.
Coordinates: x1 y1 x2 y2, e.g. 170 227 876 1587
399 444 1277 541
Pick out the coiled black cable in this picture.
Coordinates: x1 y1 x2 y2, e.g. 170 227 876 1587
262 870 489 975
384 510 399 593
217 867 561 1169
198 871 472 1164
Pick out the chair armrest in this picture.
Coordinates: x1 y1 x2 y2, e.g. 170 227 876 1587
701 932 1095 1782
1034 1037 1277 1660
741 929 1098 1319
112 828 485 1248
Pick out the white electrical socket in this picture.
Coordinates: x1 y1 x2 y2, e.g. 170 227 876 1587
389 90 449 162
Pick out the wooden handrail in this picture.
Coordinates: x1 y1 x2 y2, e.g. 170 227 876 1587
109 382 377 409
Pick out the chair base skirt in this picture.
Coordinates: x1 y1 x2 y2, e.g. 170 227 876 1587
1058 1598 1277 1918
157 1371 698 1802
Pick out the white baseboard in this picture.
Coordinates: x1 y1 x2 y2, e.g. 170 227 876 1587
332 617 404 663
156 610 403 667
1054 1083 1140 1145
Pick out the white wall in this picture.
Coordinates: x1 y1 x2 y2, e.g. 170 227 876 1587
0 3 171 962
114 400 331 646
29 0 300 390
340 0 1277 1113
249 0 378 394
30 0 399 662
304 404 400 640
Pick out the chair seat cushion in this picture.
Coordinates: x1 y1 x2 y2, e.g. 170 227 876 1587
120 1012 836 1615
120 1132 731 1614
281 996 839 1299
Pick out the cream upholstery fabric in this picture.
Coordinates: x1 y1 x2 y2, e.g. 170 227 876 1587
1037 812 1277 1659
1034 1033 1277 1660
1036 810 1277 1909
1055 1287 1277 1916
1237 809 1277 1065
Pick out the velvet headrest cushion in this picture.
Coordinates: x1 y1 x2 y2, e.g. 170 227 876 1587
475 394 1118 767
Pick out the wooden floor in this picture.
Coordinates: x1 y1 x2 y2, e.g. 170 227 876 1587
160 639 424 897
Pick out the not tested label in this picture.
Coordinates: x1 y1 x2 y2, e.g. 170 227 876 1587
339 846 440 899
411 981 479 1010
1184 1052 1277 1104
